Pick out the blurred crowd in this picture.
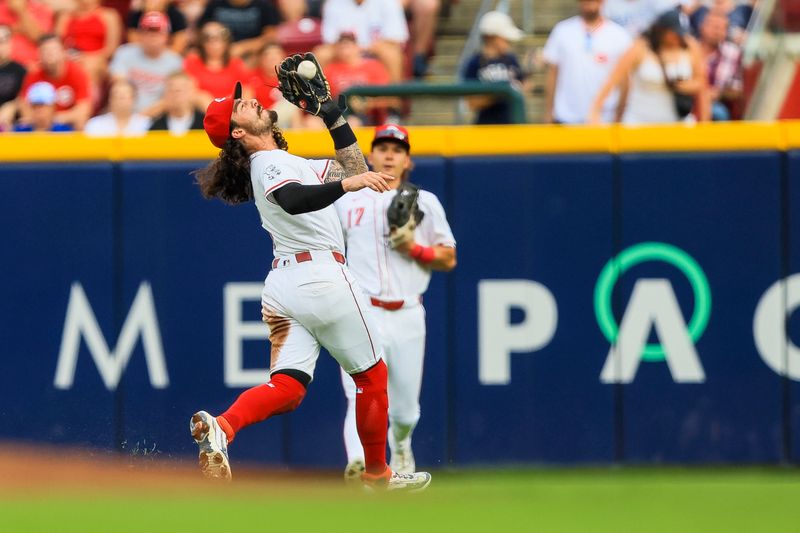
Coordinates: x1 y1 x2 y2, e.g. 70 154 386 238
464 0 754 125
0 0 762 133
0 0 438 133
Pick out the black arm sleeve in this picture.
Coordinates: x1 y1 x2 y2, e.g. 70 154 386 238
271 181 346 215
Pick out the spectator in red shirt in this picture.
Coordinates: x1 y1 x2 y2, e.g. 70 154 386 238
248 41 282 108
325 31 391 126
184 21 250 108
19 34 91 129
0 0 54 67
56 0 121 94
246 41 301 128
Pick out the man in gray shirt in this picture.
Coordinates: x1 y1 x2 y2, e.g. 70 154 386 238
110 11 183 115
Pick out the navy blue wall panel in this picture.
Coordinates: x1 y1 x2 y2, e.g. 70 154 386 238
1 151 796 466
619 153 783 462
0 163 117 448
450 155 616 464
118 161 284 463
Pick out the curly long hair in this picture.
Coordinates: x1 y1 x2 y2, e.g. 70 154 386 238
194 119 289 205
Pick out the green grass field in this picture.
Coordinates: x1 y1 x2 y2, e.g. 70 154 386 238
4 468 800 532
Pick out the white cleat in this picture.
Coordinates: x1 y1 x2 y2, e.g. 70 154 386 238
343 458 366 484
387 470 431 492
362 468 432 493
190 411 231 481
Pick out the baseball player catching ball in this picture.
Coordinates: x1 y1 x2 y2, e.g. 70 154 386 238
335 124 457 480
189 53 431 491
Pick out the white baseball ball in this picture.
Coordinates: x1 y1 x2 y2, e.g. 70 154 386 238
297 60 317 80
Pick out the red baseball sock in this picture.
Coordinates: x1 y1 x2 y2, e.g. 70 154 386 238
220 373 307 440
351 360 389 475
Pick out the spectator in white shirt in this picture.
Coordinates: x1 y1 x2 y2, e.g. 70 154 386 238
317 0 409 82
544 0 632 124
149 70 205 135
84 78 151 136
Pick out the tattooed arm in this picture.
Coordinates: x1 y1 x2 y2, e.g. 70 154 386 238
325 116 369 182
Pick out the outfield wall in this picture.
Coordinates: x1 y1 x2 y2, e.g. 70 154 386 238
2 122 800 466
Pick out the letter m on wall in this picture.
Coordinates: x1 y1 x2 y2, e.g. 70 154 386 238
54 283 169 391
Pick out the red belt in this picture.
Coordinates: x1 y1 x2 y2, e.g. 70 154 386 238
370 297 405 311
272 251 346 269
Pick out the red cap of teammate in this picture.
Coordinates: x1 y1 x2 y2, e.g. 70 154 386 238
372 123 410 152
203 81 242 148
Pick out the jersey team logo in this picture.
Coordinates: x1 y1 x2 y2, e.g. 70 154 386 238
265 164 282 181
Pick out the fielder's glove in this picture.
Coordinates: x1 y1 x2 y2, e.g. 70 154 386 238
276 52 342 125
387 182 425 250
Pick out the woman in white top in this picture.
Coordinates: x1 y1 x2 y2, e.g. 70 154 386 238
589 9 707 124
84 79 151 136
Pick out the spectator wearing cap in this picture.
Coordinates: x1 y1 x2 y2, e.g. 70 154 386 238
589 9 707 123
55 0 121 92
318 0 408 82
184 21 250 108
18 34 91 129
196 0 281 61
461 11 527 125
324 31 391 126
0 0 54 67
699 8 742 120
127 0 188 54
84 78 151 136
13 80 72 131
149 70 205 135
543 0 631 124
109 11 183 116
0 24 26 130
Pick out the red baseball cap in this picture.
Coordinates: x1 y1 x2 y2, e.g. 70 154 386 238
372 123 410 151
203 81 242 148
139 11 170 32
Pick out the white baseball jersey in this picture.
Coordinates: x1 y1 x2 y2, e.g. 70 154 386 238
250 150 343 256
336 184 455 468
543 16 632 123
334 187 456 300
249 149 383 379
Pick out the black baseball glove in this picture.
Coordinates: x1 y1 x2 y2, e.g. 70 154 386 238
387 182 425 249
276 52 340 121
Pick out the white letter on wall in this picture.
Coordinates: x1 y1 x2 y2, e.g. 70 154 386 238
478 280 557 385
224 282 269 387
55 282 169 390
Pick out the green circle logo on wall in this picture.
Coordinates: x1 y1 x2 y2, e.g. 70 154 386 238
594 242 711 362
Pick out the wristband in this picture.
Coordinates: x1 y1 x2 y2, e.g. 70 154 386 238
330 121 358 150
321 100 343 129
409 244 435 264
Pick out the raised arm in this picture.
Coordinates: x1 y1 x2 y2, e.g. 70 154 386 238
325 115 369 180
588 40 644 124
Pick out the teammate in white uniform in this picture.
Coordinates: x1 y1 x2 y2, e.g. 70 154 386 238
334 124 457 479
188 81 431 491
